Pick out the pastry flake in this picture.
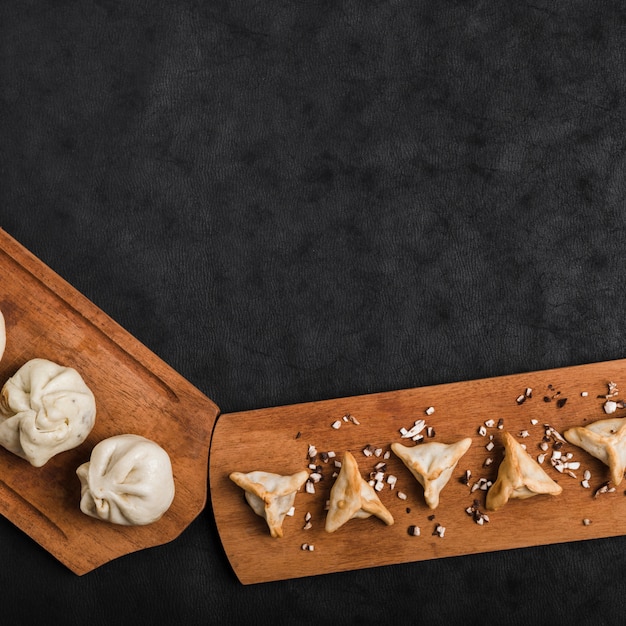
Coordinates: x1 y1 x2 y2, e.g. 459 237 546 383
229 469 309 538
325 451 394 533
564 417 626 485
391 437 472 509
486 431 562 511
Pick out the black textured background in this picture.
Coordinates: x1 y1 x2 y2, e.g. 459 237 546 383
3 1 626 624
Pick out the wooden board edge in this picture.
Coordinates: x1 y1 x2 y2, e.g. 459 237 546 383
0 228 220 419
210 357 626 584
0 228 222 573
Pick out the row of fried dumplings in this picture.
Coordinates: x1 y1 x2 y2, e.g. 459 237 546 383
230 407 626 537
0 308 175 526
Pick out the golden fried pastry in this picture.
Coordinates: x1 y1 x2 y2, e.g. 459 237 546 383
229 469 309 538
564 417 626 485
391 437 472 509
486 431 562 511
325 451 394 532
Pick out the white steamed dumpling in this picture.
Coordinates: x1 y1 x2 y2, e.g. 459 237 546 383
0 358 96 466
76 434 175 526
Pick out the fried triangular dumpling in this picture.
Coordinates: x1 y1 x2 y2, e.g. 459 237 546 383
564 417 626 485
325 451 394 532
391 437 472 509
229 469 309 538
486 431 562 511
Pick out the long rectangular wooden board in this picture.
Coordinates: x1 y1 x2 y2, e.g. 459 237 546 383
0 228 220 574
210 360 626 584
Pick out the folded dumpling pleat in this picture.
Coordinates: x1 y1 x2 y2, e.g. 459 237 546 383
0 309 5 363
391 438 472 509
325 451 394 532
0 358 96 466
76 434 175 525
229 469 309 538
564 417 626 485
486 431 562 511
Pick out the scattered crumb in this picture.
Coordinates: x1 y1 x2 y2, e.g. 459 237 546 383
594 482 616 498
400 420 426 441
460 469 471 485
346 414 360 425
471 477 492 493
362 444 376 457
465 500 490 525
433 524 446 538
604 400 617 414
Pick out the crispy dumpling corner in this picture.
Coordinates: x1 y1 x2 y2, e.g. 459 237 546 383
229 469 309 538
325 451 394 533
564 417 626 485
486 431 562 511
391 437 472 509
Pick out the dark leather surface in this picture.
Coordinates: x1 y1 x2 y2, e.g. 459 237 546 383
2 1 626 624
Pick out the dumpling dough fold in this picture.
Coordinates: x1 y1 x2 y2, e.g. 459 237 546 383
325 451 394 532
486 431 562 511
391 438 472 509
0 309 5 363
564 417 626 485
77 434 175 525
230 469 309 538
0 358 96 466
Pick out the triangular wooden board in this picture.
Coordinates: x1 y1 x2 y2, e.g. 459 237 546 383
211 360 626 584
0 228 219 574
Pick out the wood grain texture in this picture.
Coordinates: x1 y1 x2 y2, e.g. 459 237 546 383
211 360 626 584
0 228 219 574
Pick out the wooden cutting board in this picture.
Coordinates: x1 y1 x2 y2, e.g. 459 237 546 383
7 226 626 584
211 359 626 584
0 228 219 574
